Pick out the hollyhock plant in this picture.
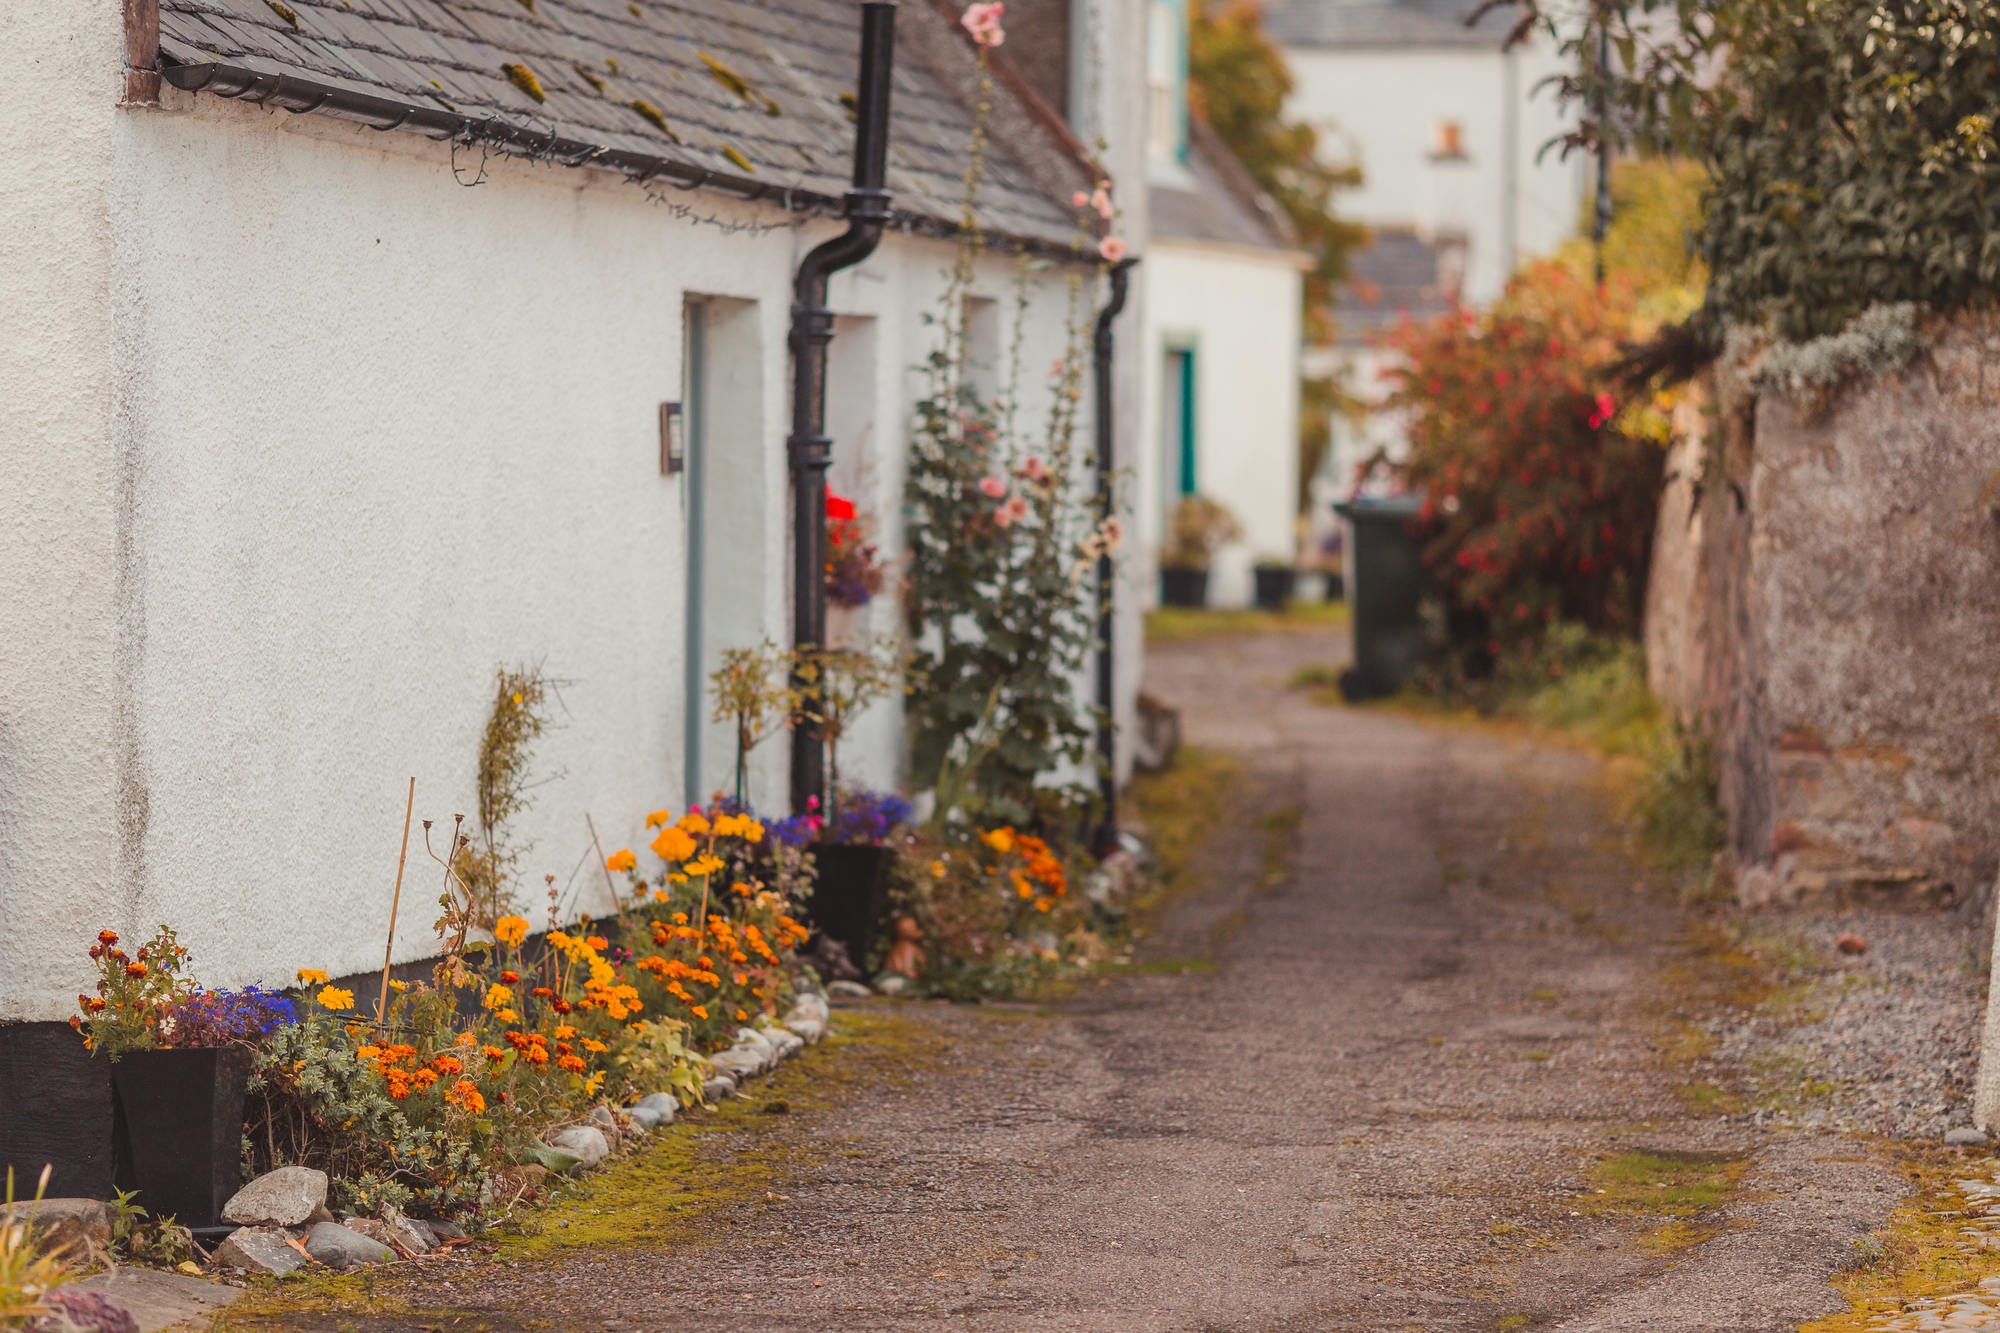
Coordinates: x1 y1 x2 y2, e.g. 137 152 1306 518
961 1 1005 46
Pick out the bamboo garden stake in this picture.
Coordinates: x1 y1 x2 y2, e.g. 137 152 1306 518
377 777 416 1023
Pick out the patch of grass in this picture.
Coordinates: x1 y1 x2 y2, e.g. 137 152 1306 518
1586 1148 1747 1218
1285 663 1344 690
1800 1146 2000 1333
1497 1316 1530 1331
1674 1080 1742 1114
1255 803 1301 893
1125 746 1243 911
1144 600 1349 642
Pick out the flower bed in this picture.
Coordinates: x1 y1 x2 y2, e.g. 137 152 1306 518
72 807 819 1223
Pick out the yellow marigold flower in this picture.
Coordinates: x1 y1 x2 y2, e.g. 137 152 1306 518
482 984 514 1010
650 826 697 862
677 811 710 835
388 979 409 991
582 1038 607 1053
652 889 670 902
316 986 355 1011
497 1007 518 1023
929 860 947 879
553 1024 576 1040
493 916 530 947
687 854 725 877
296 968 331 985
645 808 675 829
982 827 1016 854
356 1045 384 1061
1034 897 1054 913
604 847 637 873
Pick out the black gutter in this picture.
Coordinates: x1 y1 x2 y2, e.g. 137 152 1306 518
788 1 896 817
1091 256 1137 853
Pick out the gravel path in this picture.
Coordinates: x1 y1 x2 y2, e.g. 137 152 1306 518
224 625 1941 1333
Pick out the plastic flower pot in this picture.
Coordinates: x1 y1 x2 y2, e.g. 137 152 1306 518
1252 566 1296 610
1159 567 1208 608
110 1047 249 1229
806 843 895 975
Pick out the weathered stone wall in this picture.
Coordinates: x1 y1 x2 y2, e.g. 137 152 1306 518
1649 317 2000 906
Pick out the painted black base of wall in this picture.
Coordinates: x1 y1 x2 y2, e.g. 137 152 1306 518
0 1021 114 1198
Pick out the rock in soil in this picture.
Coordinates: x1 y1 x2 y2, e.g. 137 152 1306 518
71 1270 240 1331
635 1092 677 1119
547 1126 609 1168
305 1220 392 1270
1947 1127 1990 1147
826 979 872 999
710 1048 764 1081
221 1165 328 1228
213 1226 308 1276
0 1197 111 1252
700 1075 736 1103
380 1207 434 1254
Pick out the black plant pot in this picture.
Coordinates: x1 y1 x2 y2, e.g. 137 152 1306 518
1253 566 1296 610
110 1047 248 1228
807 843 894 976
1159 567 1208 608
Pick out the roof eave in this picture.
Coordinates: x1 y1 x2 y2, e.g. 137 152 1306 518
159 56 1093 261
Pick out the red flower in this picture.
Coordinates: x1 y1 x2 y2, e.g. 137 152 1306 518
826 493 856 521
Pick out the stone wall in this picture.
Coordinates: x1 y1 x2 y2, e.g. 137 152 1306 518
1647 317 2000 906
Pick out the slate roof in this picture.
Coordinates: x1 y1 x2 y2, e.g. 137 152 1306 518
1334 227 1455 341
1264 0 1515 49
1150 119 1299 255
156 0 1082 246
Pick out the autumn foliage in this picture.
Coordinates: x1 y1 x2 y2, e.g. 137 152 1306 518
1384 261 1666 668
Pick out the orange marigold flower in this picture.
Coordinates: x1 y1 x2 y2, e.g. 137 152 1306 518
553 999 573 1013
97 930 119 945
650 826 697 862
557 1054 587 1074
582 1038 607 1053
445 1079 486 1114
554 1041 573 1057
604 848 637 874
412 1068 440 1089
431 1055 463 1075
690 1005 708 1020
734 1008 748 1021
524 1046 549 1065
124 961 148 978
585 936 608 951
553 1024 577 1039
493 915 530 947
644 808 675 829
482 1045 507 1060
499 970 520 984
455 1030 477 1047
531 986 554 998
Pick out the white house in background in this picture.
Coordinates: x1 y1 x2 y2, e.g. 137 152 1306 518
1268 0 1584 543
0 0 1116 1099
1270 0 1583 308
1134 0 1309 607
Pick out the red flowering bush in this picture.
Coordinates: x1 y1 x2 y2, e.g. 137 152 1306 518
1383 260 1667 671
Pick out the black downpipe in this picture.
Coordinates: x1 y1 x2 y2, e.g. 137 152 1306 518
789 1 897 817
1091 257 1138 853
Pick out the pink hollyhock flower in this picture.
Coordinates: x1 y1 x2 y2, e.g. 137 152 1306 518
1072 190 1091 209
999 495 1031 525
961 1 1005 46
1020 455 1051 484
1090 182 1112 219
978 475 1008 498
1099 234 1128 262
1588 392 1616 429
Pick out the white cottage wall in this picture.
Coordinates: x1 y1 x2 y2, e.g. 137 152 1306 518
0 4 127 1022
1139 243 1305 607
3 82 1096 1018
